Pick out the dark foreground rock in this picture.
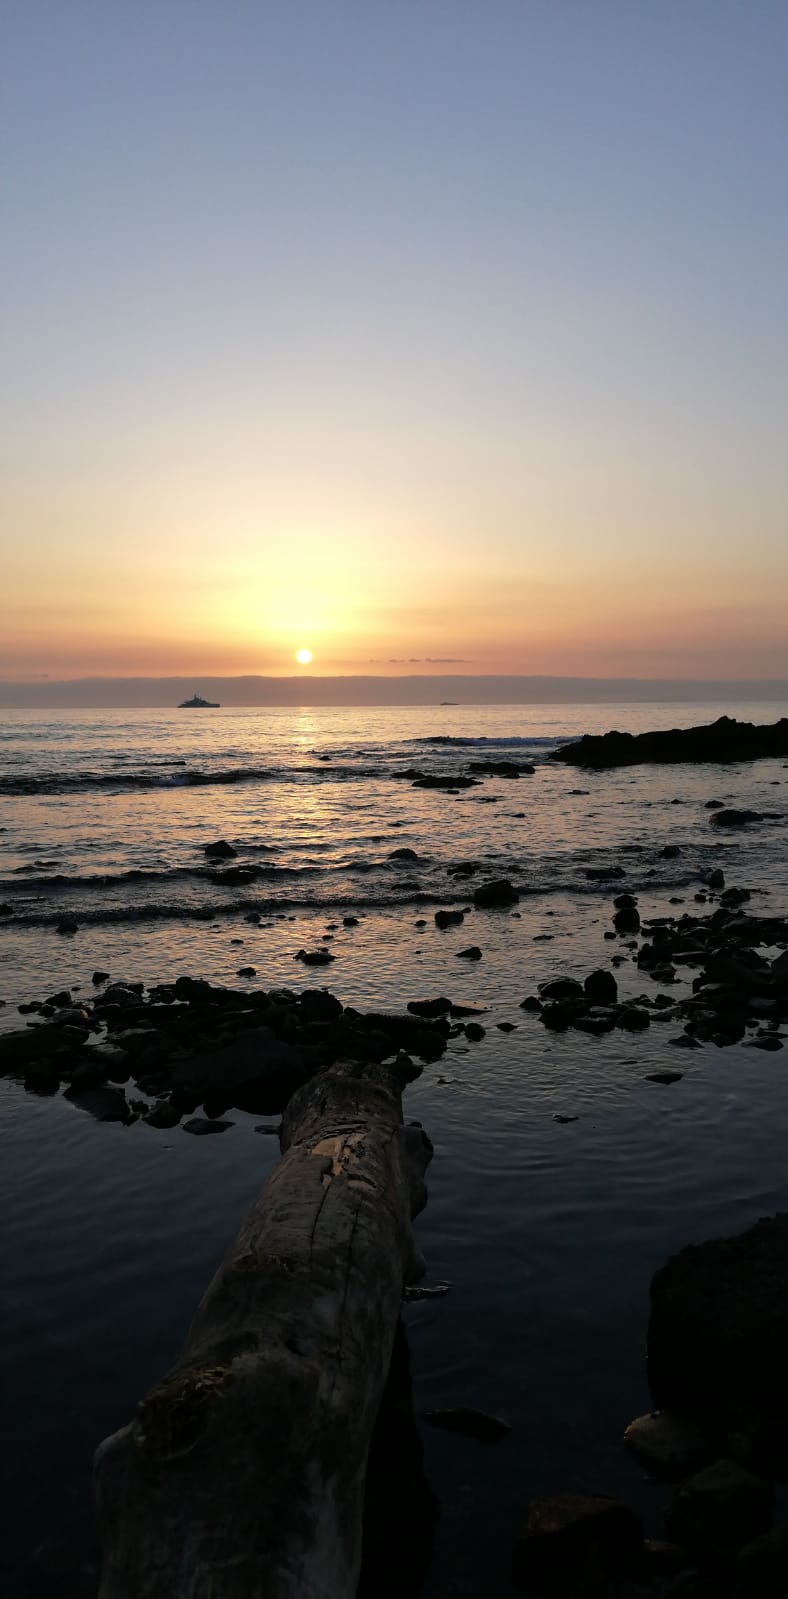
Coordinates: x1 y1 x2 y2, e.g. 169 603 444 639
648 1216 788 1464
663 1458 774 1556
549 715 788 769
512 1492 644 1593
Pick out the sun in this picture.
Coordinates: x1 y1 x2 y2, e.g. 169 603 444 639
295 648 313 665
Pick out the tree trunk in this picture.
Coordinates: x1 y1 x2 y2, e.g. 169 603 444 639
94 1059 433 1599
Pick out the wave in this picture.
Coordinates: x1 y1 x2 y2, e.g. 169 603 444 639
0 767 275 795
413 735 568 748
1 863 323 892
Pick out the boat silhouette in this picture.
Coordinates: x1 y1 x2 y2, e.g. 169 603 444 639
178 693 220 708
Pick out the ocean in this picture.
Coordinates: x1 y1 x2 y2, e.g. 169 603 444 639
2 700 788 1596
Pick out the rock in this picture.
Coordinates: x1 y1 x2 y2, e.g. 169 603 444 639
343 915 359 927
92 970 110 984
646 1070 683 1084
663 1458 774 1554
736 1520 788 1596
661 845 683 857
63 1084 132 1122
614 892 638 909
520 996 543 1012
586 865 626 880
648 1215 788 1456
553 1114 577 1124
388 847 420 861
618 1007 650 1030
204 839 238 858
623 1412 713 1479
423 1406 511 1442
56 916 79 934
402 1281 452 1302
435 908 465 929
473 879 520 907
584 969 618 1004
299 989 343 1021
707 870 725 890
750 1035 784 1051
550 716 788 769
710 809 764 828
0 902 15 916
539 978 584 1000
465 1022 485 1041
294 948 334 965
512 1493 644 1594
412 772 478 789
455 946 482 960
467 759 535 777
496 1022 517 1033
144 1099 182 1129
614 906 641 935
236 966 257 978
407 997 452 1018
670 1034 702 1049
182 1117 234 1135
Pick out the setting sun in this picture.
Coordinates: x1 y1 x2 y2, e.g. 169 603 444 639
295 649 313 665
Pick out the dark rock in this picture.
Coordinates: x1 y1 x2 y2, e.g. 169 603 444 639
614 906 641 934
496 1022 517 1033
710 809 764 828
204 839 238 858
473 879 520 907
294 948 334 966
63 1084 131 1122
553 1114 578 1124
586 865 626 880
56 916 79 934
455 946 482 960
750 1034 783 1051
144 1099 182 1129
92 970 110 984
412 772 478 789
646 1070 684 1084
299 989 343 1022
465 1022 485 1041
407 997 452 1018
388 847 420 861
520 996 543 1012
648 1215 788 1455
619 1006 650 1030
467 759 535 777
182 1117 234 1135
707 870 725 890
512 1493 644 1594
663 1458 774 1554
0 902 15 916
614 892 638 909
539 978 584 1000
670 1034 702 1049
661 845 683 858
623 1412 713 1479
343 915 359 926
736 1520 788 1596
236 966 257 978
423 1406 511 1442
550 716 788 769
23 1060 61 1094
45 989 72 1008
584 969 618 1004
435 908 465 929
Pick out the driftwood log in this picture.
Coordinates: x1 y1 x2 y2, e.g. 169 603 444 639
94 1058 433 1599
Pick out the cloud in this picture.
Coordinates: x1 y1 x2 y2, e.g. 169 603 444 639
380 656 470 665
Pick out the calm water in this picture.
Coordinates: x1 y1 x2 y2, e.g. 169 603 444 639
2 701 788 1596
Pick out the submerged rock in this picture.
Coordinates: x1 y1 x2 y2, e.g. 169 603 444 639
663 1458 774 1554
203 839 238 858
709 809 764 828
473 878 520 907
423 1406 511 1442
435 908 465 929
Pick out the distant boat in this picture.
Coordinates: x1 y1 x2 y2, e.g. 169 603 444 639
178 694 220 708
440 701 459 705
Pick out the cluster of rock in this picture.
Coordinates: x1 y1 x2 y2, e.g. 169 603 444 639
549 714 788 769
513 1215 788 1595
390 759 535 790
0 975 457 1128
523 890 788 1056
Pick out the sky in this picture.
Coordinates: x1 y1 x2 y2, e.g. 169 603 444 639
2 1 788 690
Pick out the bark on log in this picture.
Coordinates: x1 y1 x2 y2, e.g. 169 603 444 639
94 1059 433 1599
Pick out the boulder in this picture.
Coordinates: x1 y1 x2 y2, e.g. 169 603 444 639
623 1412 713 1479
663 1458 774 1554
435 908 465 929
473 879 520 907
512 1493 643 1594
648 1215 788 1456
736 1521 788 1596
709 809 764 828
539 978 584 1001
584 969 618 1005
614 906 641 935
204 840 238 859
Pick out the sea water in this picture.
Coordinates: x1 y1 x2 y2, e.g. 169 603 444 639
2 701 788 1596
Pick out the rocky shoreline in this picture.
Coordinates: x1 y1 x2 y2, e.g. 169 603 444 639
550 714 788 768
